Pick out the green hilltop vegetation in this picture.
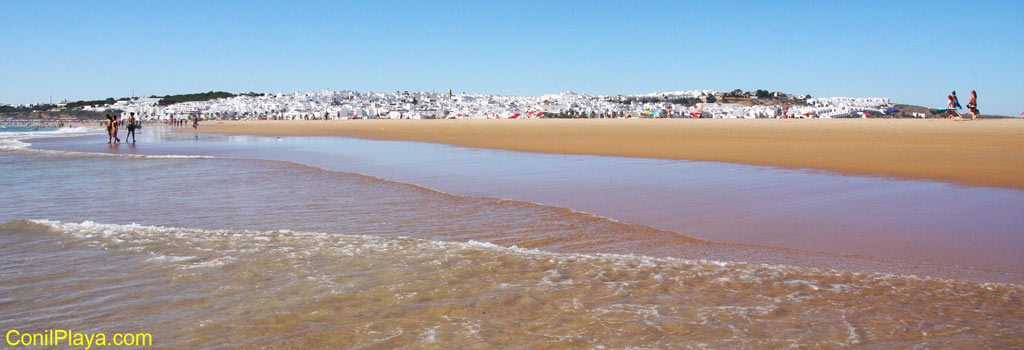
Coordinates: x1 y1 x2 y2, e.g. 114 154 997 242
155 91 241 106
2 91 263 115
1 91 262 120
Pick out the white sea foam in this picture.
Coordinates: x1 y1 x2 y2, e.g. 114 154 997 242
0 126 101 139
22 219 1023 291
0 126 104 149
8 219 1022 348
0 138 31 150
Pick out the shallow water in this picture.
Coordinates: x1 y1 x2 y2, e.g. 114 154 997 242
2 125 1023 348
29 126 1024 278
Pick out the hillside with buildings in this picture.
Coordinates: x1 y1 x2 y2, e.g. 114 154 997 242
3 89 939 121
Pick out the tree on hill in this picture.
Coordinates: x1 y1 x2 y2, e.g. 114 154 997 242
157 91 237 106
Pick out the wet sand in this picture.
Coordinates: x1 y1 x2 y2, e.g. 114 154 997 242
194 118 1024 189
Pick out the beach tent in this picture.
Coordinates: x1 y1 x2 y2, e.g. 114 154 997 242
884 108 900 114
689 109 703 118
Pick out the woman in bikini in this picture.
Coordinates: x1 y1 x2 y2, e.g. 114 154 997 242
111 115 121 143
967 90 979 120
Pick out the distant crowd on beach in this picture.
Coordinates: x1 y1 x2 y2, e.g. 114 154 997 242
166 115 199 129
0 120 68 128
102 113 202 144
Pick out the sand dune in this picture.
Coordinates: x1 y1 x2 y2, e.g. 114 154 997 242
193 118 1024 189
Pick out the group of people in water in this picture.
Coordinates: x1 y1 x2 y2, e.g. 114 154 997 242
167 117 198 129
104 113 204 143
105 112 139 143
946 90 979 120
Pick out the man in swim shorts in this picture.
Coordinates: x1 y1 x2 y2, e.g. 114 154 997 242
125 112 137 143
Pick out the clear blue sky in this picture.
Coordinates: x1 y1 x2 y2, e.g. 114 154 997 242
2 0 1021 115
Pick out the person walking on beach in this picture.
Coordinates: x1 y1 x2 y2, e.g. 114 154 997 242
125 112 138 143
946 95 962 120
967 90 979 120
105 114 114 143
111 114 121 143
952 91 963 110
193 114 199 129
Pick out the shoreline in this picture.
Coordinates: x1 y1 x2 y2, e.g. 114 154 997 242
190 119 1024 189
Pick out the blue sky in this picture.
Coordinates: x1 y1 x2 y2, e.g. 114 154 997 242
2 1 1021 115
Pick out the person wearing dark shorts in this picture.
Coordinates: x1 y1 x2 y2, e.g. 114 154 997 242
105 114 114 143
125 112 138 143
967 90 979 120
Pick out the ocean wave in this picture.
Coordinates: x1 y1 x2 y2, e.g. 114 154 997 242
5 219 1022 348
13 219 1022 290
0 126 105 149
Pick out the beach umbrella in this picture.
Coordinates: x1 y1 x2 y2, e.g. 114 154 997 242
536 112 545 117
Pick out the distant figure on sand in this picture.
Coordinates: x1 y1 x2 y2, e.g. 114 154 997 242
946 95 962 120
125 112 137 143
967 90 979 120
193 115 199 129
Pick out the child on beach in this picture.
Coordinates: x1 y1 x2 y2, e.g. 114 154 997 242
967 90 979 120
952 91 963 110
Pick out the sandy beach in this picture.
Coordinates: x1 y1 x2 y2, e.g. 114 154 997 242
194 118 1024 189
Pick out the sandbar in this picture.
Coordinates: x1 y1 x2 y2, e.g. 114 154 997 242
192 118 1024 189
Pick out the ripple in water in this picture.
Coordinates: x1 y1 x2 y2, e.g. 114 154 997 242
1 220 1022 349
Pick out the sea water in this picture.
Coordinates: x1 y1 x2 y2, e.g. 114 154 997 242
1 126 1022 348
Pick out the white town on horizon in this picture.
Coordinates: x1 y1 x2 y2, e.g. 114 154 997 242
45 89 900 121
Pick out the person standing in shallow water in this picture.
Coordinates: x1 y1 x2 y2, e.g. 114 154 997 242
108 114 121 143
105 114 113 143
125 112 138 143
